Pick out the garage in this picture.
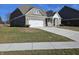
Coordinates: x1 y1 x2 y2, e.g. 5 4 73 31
29 20 43 27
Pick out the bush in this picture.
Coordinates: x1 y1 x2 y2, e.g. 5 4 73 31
60 24 63 26
25 25 30 27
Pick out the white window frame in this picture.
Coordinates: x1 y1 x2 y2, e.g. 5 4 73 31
33 9 40 14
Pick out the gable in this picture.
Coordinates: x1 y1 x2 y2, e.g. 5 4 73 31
18 5 33 14
25 8 45 16
10 8 23 20
53 12 61 18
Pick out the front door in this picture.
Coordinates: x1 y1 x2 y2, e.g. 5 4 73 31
53 18 58 26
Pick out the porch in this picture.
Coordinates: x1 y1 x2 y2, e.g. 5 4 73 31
45 17 61 27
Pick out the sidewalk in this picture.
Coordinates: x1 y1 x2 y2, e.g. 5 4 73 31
0 42 79 51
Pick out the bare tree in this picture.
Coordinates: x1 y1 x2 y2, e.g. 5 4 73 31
0 17 4 24
6 13 11 24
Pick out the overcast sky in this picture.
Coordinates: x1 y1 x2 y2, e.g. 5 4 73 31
0 4 79 22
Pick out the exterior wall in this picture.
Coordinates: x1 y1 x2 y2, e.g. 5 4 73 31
26 8 42 16
10 16 25 27
25 8 46 27
43 19 46 27
25 16 46 26
25 17 29 25
61 19 79 26
45 18 53 27
52 12 61 26
54 18 61 26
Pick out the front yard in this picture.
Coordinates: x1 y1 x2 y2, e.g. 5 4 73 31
0 48 79 55
0 27 72 43
60 26 79 31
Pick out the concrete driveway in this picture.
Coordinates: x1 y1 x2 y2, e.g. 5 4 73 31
37 27 79 42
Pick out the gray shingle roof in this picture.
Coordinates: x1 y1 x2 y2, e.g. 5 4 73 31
18 5 33 14
18 5 46 16
58 6 79 20
46 10 55 17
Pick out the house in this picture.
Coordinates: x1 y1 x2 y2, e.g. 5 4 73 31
10 5 79 27
9 5 46 27
46 6 79 27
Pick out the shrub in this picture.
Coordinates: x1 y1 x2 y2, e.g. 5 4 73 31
60 24 63 26
25 25 30 27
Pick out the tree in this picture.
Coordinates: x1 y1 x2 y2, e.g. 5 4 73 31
0 17 4 24
6 13 11 24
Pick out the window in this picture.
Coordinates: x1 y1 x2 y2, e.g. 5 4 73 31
33 9 40 14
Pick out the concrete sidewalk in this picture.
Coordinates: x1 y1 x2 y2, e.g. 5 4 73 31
0 42 79 51
38 27 79 42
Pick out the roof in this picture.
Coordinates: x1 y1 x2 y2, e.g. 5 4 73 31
18 5 33 14
39 9 46 16
46 10 55 17
58 6 79 20
18 5 46 16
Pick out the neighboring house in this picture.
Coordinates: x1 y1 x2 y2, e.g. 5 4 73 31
58 6 79 26
47 6 79 27
9 5 46 27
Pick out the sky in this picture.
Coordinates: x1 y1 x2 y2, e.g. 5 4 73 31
0 4 79 22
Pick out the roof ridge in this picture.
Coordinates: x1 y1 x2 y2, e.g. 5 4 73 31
18 5 34 14
59 6 79 12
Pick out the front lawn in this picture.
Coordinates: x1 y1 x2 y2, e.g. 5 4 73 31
60 26 79 31
0 49 79 55
0 27 72 43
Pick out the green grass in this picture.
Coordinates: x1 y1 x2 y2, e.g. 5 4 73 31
0 49 79 55
0 27 72 43
60 26 79 31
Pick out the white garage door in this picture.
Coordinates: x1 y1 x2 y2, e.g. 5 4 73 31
29 20 43 27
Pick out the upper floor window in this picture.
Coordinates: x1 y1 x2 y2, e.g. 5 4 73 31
33 9 40 14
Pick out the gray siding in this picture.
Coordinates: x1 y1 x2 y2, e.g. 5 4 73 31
10 16 25 27
10 8 25 27
61 19 79 26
